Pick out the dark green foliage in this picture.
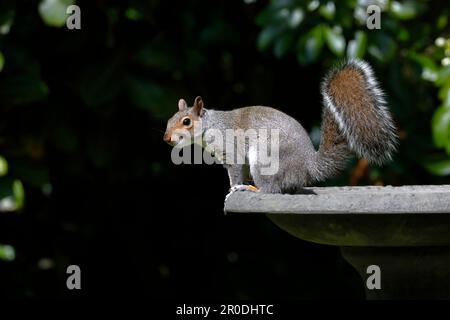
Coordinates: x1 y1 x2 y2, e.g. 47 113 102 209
0 0 449 299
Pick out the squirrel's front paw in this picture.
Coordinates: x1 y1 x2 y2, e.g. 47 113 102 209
230 184 260 193
225 184 259 202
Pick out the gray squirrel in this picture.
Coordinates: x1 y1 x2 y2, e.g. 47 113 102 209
164 59 398 194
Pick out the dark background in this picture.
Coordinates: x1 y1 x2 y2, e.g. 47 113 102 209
0 0 449 300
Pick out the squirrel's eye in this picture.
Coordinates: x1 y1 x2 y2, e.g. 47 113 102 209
183 118 191 126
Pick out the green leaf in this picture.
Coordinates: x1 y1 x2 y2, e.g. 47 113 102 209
390 1 422 20
368 33 397 62
257 26 281 51
12 180 24 210
438 82 450 108
397 27 410 42
437 14 448 30
408 52 439 82
347 31 367 59
0 51 4 72
0 10 15 35
0 244 15 262
288 8 304 28
432 106 450 151
325 26 345 56
0 156 7 177
0 178 25 212
297 25 324 65
38 0 74 27
273 33 295 58
408 53 438 72
319 2 336 20
125 8 143 21
424 159 450 176
436 66 450 86
307 0 320 12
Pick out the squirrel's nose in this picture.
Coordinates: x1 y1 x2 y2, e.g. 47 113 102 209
163 133 171 143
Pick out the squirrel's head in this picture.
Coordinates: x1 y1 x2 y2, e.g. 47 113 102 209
163 96 205 147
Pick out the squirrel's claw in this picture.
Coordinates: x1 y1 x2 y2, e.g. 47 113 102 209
225 184 260 202
230 184 260 193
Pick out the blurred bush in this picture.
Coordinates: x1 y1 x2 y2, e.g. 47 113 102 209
0 0 448 214
0 0 449 299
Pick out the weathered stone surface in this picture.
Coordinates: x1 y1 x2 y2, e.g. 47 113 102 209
224 185 450 214
224 185 450 246
224 185 450 298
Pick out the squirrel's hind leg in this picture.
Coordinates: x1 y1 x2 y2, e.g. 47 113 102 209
250 161 306 194
249 164 282 193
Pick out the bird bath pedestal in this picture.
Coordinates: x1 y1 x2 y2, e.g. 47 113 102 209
224 185 450 299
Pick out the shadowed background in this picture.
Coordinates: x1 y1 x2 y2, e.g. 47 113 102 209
0 0 449 299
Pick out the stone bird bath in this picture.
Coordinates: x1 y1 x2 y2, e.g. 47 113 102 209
224 185 450 299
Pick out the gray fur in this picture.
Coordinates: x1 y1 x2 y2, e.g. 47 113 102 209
201 106 317 193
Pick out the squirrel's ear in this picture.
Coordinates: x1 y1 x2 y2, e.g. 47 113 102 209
178 99 187 111
193 96 204 116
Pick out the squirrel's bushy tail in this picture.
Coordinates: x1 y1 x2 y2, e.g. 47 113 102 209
311 59 398 182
